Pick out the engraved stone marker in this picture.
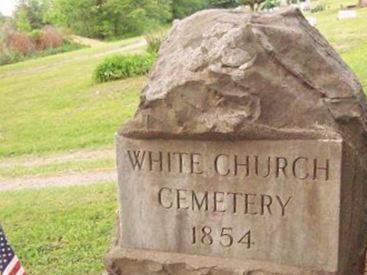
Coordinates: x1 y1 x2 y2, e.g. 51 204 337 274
118 138 341 271
106 7 367 275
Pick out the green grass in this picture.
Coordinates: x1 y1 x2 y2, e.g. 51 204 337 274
0 37 146 158
0 182 117 274
308 2 367 88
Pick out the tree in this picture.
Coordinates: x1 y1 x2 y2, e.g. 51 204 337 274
208 0 240 8
171 0 208 19
261 0 280 10
46 0 172 39
15 8 32 32
13 0 50 31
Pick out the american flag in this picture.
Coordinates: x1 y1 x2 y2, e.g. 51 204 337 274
0 225 26 275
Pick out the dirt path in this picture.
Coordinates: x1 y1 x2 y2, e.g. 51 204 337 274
0 147 118 192
0 169 117 192
0 147 115 168
94 40 147 58
68 35 106 47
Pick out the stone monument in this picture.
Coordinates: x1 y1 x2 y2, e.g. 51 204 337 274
106 7 367 275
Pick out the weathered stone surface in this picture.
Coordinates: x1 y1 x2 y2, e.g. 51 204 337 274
116 137 343 272
107 6 367 275
120 8 367 149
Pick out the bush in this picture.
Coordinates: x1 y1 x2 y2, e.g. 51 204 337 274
145 29 167 54
0 24 86 66
0 38 85 66
262 0 280 10
5 31 34 54
29 29 41 41
35 26 64 50
0 49 24 65
94 54 156 82
311 4 325 13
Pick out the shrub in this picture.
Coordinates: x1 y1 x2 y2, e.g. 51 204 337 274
36 26 64 50
261 0 280 10
94 54 156 83
0 38 85 66
145 29 167 54
0 24 87 66
0 49 24 65
5 31 34 54
311 4 325 13
29 29 41 41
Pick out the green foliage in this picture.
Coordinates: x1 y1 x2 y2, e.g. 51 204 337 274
14 0 50 31
0 12 6 26
261 0 280 10
29 29 41 41
171 0 208 19
15 8 32 32
46 0 171 39
311 4 326 13
94 53 156 82
145 29 167 54
0 50 25 66
208 0 240 8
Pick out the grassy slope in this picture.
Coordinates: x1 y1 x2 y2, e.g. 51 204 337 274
0 37 145 157
310 1 367 88
0 183 116 274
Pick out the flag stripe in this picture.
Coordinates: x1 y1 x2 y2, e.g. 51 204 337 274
7 261 20 275
0 226 25 275
3 256 18 275
15 266 25 275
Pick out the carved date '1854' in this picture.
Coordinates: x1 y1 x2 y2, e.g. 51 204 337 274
192 225 254 249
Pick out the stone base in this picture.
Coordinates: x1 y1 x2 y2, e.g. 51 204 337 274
105 246 344 275
105 215 365 275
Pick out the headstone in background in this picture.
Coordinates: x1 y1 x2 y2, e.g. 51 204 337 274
337 9 357 20
106 7 367 275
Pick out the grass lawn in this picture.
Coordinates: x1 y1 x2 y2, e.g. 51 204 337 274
0 182 117 274
0 37 146 158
